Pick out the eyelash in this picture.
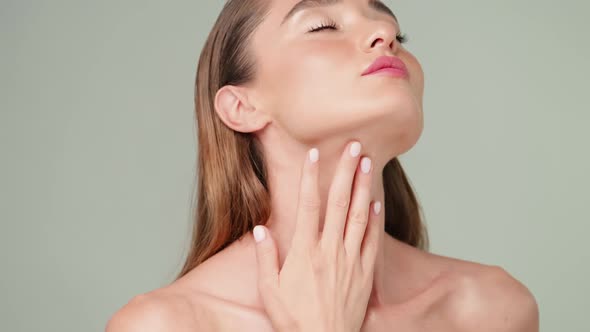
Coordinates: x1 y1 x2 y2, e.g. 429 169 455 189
307 19 408 44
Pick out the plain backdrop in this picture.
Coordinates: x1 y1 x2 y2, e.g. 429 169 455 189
1 0 588 331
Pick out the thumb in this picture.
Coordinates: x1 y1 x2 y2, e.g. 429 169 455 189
253 225 279 293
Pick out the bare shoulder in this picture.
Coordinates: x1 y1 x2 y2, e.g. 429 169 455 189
105 288 215 332
442 264 540 332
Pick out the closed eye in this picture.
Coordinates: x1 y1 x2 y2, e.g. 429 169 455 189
307 18 338 33
307 18 408 44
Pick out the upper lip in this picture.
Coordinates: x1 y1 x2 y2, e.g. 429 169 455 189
362 55 408 76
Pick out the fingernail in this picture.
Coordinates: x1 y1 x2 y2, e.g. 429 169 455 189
349 141 361 157
309 148 319 163
253 226 266 242
373 201 382 215
361 157 372 174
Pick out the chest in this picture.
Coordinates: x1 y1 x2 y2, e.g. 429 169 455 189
205 308 456 332
202 288 457 332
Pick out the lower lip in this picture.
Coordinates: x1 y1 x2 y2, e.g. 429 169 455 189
367 67 409 78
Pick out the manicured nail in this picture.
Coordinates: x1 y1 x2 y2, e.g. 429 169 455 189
253 226 266 242
309 148 319 163
350 141 361 157
373 201 382 215
361 157 372 173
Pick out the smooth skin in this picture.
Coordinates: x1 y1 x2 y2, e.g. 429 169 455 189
105 143 539 332
253 142 381 332
105 0 540 330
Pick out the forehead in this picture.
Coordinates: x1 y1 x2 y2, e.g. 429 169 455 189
264 0 397 27
265 0 301 26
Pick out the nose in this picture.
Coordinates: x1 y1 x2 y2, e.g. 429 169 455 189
363 21 399 53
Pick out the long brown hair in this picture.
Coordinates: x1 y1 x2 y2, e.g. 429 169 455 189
175 0 429 280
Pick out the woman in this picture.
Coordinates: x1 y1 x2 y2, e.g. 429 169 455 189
106 0 539 330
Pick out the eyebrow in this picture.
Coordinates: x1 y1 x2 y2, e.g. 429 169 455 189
280 0 398 26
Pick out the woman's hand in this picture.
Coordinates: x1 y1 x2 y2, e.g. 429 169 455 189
252 141 382 332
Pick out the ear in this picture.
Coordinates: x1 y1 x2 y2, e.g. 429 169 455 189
214 85 270 133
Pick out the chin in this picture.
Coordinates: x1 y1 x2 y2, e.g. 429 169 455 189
365 96 424 157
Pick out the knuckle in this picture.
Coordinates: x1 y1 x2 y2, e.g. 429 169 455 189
317 240 338 262
347 249 362 265
311 252 327 273
260 247 274 259
258 276 275 292
300 195 321 210
349 208 369 226
260 285 279 303
330 194 350 209
258 277 270 289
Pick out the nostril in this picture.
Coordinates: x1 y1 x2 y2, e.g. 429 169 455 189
371 37 394 50
371 38 384 48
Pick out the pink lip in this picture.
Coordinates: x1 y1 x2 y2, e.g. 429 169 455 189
362 55 409 78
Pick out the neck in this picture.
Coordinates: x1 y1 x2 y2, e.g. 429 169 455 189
259 133 392 307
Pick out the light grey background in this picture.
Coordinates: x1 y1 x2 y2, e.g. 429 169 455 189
1 0 588 331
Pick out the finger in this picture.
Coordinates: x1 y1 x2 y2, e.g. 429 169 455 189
253 226 295 330
253 225 279 295
343 156 373 260
320 141 363 250
360 200 383 273
291 148 321 249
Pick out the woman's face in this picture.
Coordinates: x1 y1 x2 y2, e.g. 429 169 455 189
249 0 424 153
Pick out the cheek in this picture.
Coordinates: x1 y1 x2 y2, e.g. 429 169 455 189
269 41 356 125
289 46 346 88
405 53 425 100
